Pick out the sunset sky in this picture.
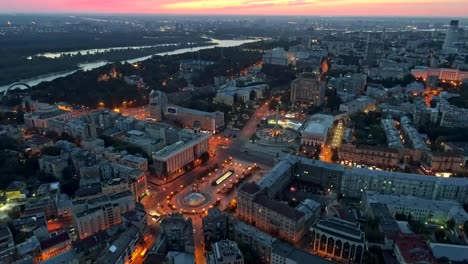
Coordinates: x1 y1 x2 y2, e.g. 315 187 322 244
1 0 468 16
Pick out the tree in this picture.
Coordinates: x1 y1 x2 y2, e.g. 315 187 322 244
233 93 239 106
331 149 339 162
61 166 74 181
463 221 468 237
434 229 448 243
325 88 342 112
41 146 61 156
249 89 256 101
269 99 279 111
446 218 456 230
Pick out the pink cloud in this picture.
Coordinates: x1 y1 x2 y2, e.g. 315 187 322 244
1 0 467 16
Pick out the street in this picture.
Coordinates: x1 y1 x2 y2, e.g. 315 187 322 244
139 97 274 263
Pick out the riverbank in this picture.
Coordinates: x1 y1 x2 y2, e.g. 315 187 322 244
0 38 262 93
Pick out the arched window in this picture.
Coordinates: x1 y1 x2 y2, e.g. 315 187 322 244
334 240 342 258
320 234 327 251
355 245 363 263
343 242 350 259
327 237 334 254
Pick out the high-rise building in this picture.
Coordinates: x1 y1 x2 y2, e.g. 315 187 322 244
290 73 325 106
149 90 168 121
443 20 460 52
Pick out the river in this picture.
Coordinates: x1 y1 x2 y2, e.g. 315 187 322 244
0 38 262 93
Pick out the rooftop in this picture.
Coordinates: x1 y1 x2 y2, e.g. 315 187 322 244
234 220 276 246
26 136 54 147
313 217 364 243
97 225 140 264
152 132 209 160
272 241 332 264
302 114 335 135
239 182 261 195
254 194 305 221
430 243 468 262
40 232 70 250
365 192 468 220
394 234 436 264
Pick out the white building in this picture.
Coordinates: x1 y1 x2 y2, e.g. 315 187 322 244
214 83 268 106
300 114 335 146
149 90 168 121
152 130 210 178
339 96 376 115
411 67 468 83
262 48 295 66
438 98 468 128
380 119 403 148
24 103 73 129
363 192 468 224
400 116 430 151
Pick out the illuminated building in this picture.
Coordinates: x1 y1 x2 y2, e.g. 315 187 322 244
72 190 135 239
38 233 72 262
420 151 464 174
300 114 334 147
338 144 400 168
411 67 468 83
5 181 28 201
290 73 325 106
24 103 73 129
310 217 365 264
152 130 210 178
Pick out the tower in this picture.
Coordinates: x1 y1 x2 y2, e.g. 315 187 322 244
443 20 460 53
149 90 167 121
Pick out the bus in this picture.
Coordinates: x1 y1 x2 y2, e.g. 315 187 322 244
212 170 234 186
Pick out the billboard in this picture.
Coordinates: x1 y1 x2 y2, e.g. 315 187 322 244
166 106 177 115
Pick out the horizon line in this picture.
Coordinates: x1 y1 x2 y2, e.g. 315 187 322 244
1 12 468 19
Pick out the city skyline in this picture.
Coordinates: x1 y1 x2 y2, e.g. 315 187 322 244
2 0 468 17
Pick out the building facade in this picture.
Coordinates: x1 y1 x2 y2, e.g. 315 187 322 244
300 114 335 147
338 144 400 168
152 131 210 178
290 73 325 106
310 218 365 264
